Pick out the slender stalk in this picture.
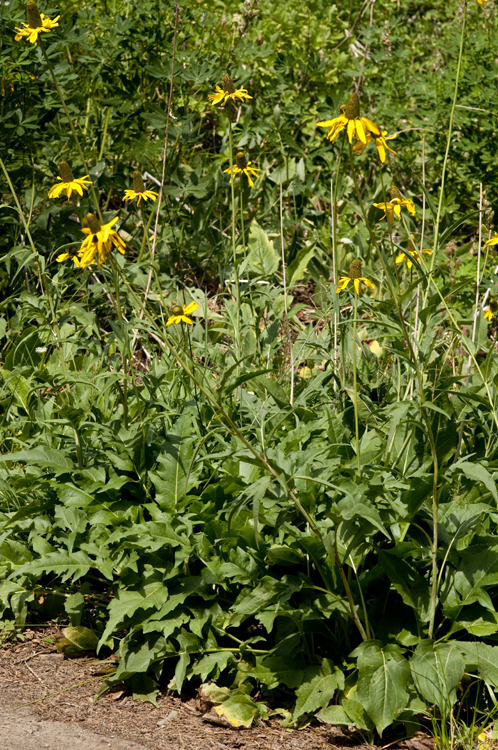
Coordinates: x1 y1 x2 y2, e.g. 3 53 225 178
424 3 467 298
348 144 441 637
98 106 111 162
132 0 179 350
37 38 102 220
280 173 294 405
228 121 241 362
352 292 361 475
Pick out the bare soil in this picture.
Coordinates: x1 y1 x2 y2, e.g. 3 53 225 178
0 628 433 750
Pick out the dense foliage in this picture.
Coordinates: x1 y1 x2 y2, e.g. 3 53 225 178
2 0 498 742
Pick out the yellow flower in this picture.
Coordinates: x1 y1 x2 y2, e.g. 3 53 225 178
78 214 126 268
209 73 252 107
123 170 159 206
396 244 432 269
484 298 498 323
166 302 199 326
224 152 261 187
483 233 498 250
15 1 60 44
56 247 82 267
317 93 381 145
336 259 375 295
48 161 92 200
353 130 397 163
374 183 416 223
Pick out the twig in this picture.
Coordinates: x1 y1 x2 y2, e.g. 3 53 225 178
23 660 44 683
13 676 106 710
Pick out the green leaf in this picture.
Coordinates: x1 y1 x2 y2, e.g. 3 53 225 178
293 663 344 720
245 221 280 277
352 641 411 735
13 550 95 582
410 640 464 716
62 626 99 651
0 447 74 473
456 641 498 687
286 245 316 289
214 694 268 728
318 705 350 725
341 698 375 731
452 461 498 502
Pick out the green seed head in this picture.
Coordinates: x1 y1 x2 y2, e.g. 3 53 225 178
390 183 403 201
27 0 43 28
348 259 362 280
222 73 236 94
59 161 74 183
84 214 102 234
344 93 360 120
236 152 247 169
132 170 145 194
406 238 417 254
172 305 184 316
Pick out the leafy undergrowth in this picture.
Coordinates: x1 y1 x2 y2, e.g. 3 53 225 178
2 0 498 744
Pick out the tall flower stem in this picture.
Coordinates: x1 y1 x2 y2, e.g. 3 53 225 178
228 121 241 363
352 292 361 475
348 143 441 638
331 132 346 395
424 2 467 300
37 38 102 221
280 173 294 404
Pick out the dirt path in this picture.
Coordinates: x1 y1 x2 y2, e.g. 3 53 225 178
0 629 362 750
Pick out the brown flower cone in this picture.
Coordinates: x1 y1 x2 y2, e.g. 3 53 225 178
344 93 360 120
348 259 362 279
59 161 75 183
132 170 145 194
236 152 247 169
390 183 403 201
27 0 43 28
222 73 236 94
84 214 102 234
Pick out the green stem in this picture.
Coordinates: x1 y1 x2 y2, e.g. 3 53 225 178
348 143 441 637
228 121 240 362
352 292 361 475
37 38 102 221
424 3 466 299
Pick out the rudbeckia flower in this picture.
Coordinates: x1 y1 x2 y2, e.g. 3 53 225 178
373 184 416 223
317 93 381 145
483 233 498 250
123 170 159 206
56 247 83 267
48 161 92 200
166 302 199 326
396 242 432 269
15 1 60 44
224 152 261 187
78 214 126 268
353 130 397 163
484 297 498 322
209 74 252 107
336 259 375 295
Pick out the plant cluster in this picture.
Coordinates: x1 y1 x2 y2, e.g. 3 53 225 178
3 0 498 742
